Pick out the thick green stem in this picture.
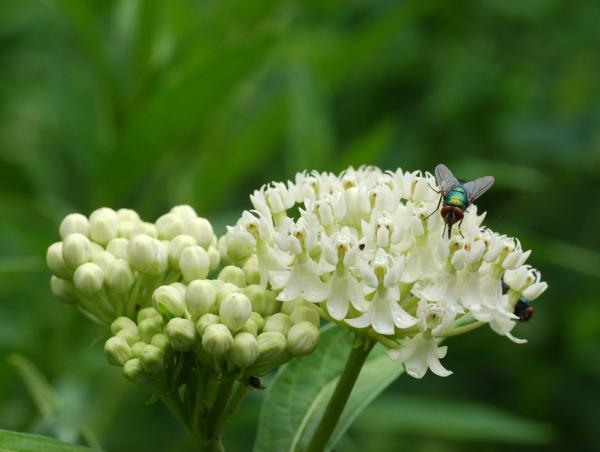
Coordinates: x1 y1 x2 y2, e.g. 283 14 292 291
205 377 235 448
224 381 249 422
306 336 375 452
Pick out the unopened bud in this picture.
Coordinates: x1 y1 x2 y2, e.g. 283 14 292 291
230 332 258 369
89 208 118 245
170 205 198 224
117 221 136 238
264 313 292 335
137 307 162 324
110 316 137 335
241 318 258 336
50 276 78 305
166 318 196 351
290 307 320 327
128 235 167 274
287 321 319 356
73 263 104 297
202 324 233 355
156 213 185 240
92 251 116 272
243 255 261 285
218 265 247 288
219 293 252 333
207 246 221 272
132 222 158 238
168 235 196 269
62 233 92 269
106 259 134 294
153 284 186 318
256 332 287 362
107 238 129 259
226 232 254 262
131 341 147 359
59 213 90 239
138 318 164 342
186 280 216 319
116 328 139 346
151 333 170 350
185 217 214 249
46 243 71 279
244 285 269 316
251 312 265 333
179 246 209 282
218 235 232 265
196 313 220 336
141 344 165 373
116 208 140 223
123 358 151 384
104 336 132 366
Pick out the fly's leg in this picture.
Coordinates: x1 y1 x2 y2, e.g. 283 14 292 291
426 195 443 219
457 218 464 238
442 221 448 239
428 183 440 194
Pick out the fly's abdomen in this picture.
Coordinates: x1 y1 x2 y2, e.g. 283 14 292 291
444 185 467 210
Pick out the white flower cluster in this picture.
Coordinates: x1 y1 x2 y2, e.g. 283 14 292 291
47 206 220 324
224 167 548 379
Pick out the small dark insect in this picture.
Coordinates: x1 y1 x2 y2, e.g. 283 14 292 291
358 243 365 250
428 164 495 238
247 376 265 389
502 281 534 322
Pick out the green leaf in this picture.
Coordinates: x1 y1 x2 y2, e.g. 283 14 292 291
0 429 90 452
353 395 554 445
254 324 404 452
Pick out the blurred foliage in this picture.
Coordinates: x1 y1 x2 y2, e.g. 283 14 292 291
0 0 599 451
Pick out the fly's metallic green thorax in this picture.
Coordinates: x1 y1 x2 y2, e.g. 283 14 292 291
444 184 468 210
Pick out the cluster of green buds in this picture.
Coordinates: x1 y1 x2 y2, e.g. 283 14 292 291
47 206 219 325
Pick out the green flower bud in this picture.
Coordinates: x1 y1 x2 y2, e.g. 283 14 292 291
184 217 214 249
133 222 158 238
242 255 261 285
153 284 186 318
243 285 268 315
263 290 280 316
214 282 241 309
241 318 258 336
256 332 287 362
89 208 118 245
117 208 140 223
117 221 136 238
156 213 185 240
219 293 252 333
107 238 129 259
218 265 247 288
196 313 220 336
151 333 170 350
92 251 116 272
123 358 151 384
286 321 319 356
138 317 164 343
186 280 216 320
166 318 196 351
50 276 78 305
179 246 209 282
202 324 233 355
207 246 221 272
141 344 165 373
104 336 132 366
230 332 258 369
59 213 89 239
280 299 313 315
137 307 162 324
116 328 139 346
46 242 72 279
106 259 134 294
110 316 137 335
217 235 232 265
290 306 320 327
264 313 292 335
226 232 254 261
131 341 147 359
73 262 104 297
170 205 198 223
128 235 167 275
250 312 265 333
168 235 196 269
62 233 92 269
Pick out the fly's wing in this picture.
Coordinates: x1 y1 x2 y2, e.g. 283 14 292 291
435 164 459 195
463 176 495 203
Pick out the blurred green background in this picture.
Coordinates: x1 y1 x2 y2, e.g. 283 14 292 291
1 0 599 451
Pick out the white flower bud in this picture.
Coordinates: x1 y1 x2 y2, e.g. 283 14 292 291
230 332 258 369
196 313 220 336
50 276 78 305
59 213 90 239
116 328 139 346
156 213 185 240
166 318 197 351
243 285 278 316
137 307 162 323
92 251 115 272
116 208 140 223
226 232 254 262
287 321 319 356
151 333 170 350
110 316 137 335
153 284 186 318
170 205 198 223
218 235 232 265
107 238 128 259
251 312 265 333
123 358 151 384
241 318 258 336
128 235 167 274
132 222 158 238
184 217 214 249
105 259 134 294
141 344 165 373
46 242 72 278
202 324 233 355
256 331 287 362
89 208 118 245
62 233 92 269
104 336 132 366
242 255 260 285
186 280 216 319
219 293 252 333
179 246 209 282
290 306 320 327
264 313 292 335
168 235 196 269
73 262 104 297
522 282 548 301
117 221 136 238
218 265 247 288
138 317 164 342
207 246 221 272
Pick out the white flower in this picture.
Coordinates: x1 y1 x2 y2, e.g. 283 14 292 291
387 334 452 378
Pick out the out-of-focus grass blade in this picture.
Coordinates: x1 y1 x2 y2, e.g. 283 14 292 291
0 429 90 452
353 395 554 445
